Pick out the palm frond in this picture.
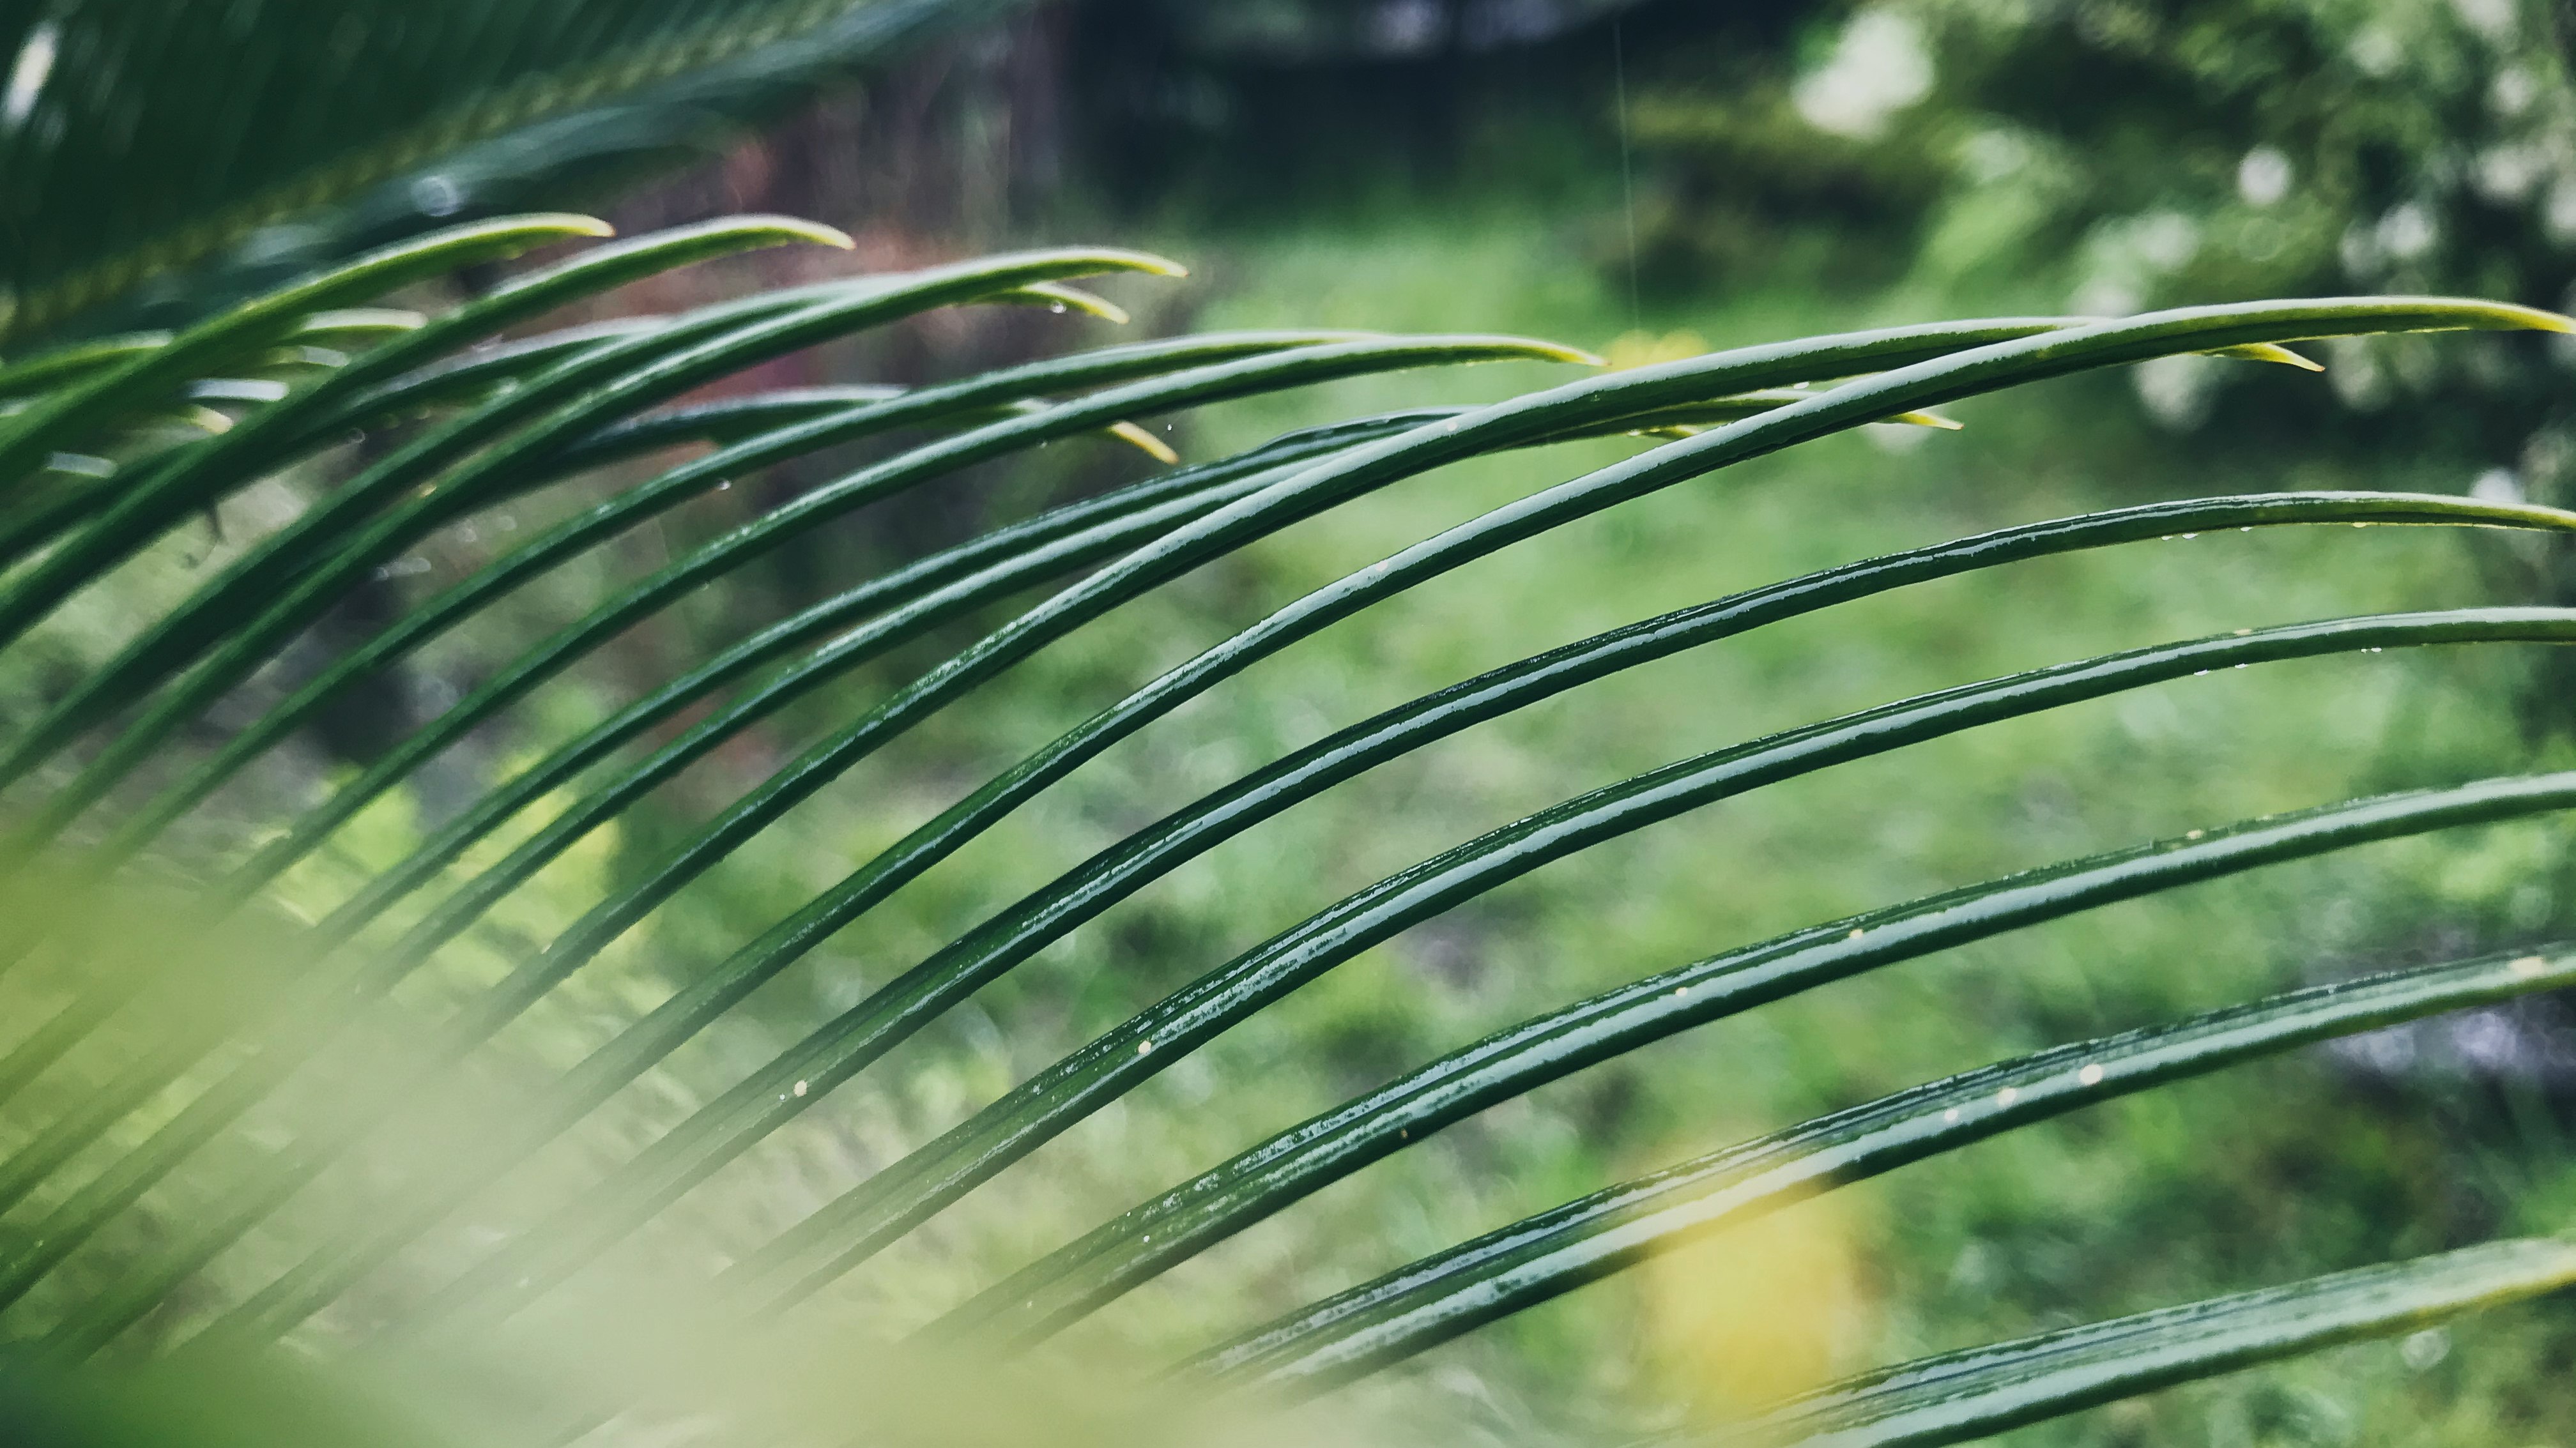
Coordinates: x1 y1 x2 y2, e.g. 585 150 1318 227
3 215 2573 1444
1189 943 2576 1393
0 0 1027 346
1725 1235 2576 1448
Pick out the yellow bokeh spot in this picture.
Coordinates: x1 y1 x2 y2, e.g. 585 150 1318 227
1638 1187 1876 1422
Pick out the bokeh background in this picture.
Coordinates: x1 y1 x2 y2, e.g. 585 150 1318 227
15 1 2576 1443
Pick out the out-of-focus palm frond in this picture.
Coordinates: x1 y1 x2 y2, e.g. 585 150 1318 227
0 0 1027 348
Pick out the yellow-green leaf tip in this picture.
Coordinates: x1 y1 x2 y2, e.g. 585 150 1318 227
689 215 853 249
1108 420 1182 464
1013 284 1133 324
1050 286 1131 324
2449 300 2576 333
792 220 858 250
2209 342 2326 372
1073 248 1190 278
1535 342 1607 366
539 213 617 239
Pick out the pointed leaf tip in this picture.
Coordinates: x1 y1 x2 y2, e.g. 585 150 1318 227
1043 247 1186 277
2446 299 2575 333
1107 421 1181 464
2211 342 2327 372
1011 284 1132 324
688 214 855 250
